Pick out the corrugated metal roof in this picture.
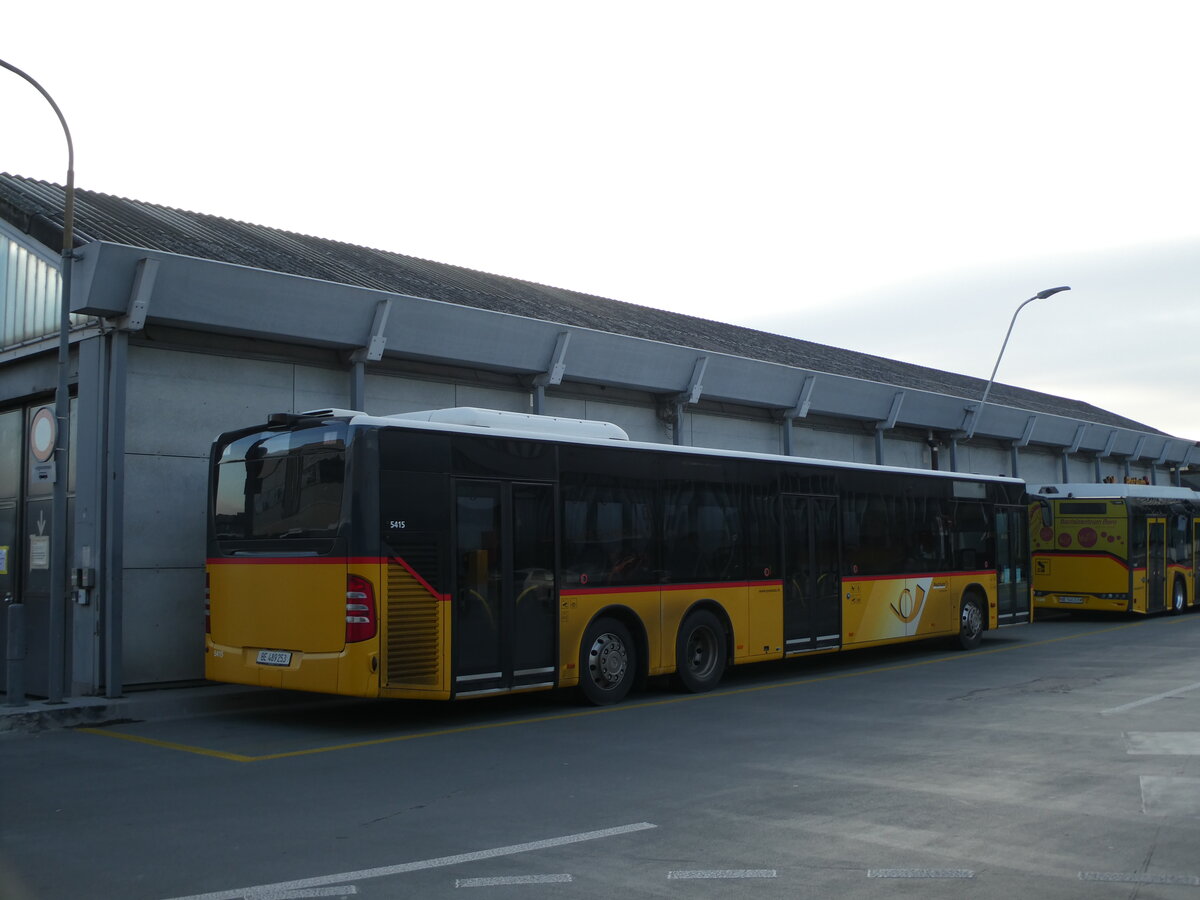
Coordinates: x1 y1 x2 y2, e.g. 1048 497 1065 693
0 171 1157 434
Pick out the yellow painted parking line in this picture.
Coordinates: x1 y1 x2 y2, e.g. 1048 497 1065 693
79 616 1189 762
73 729 258 762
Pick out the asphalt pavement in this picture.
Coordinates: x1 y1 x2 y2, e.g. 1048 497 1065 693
0 681 333 734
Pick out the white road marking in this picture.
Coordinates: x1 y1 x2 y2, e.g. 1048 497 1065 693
161 822 656 900
1139 776 1200 816
245 889 356 899
1125 732 1200 755
667 870 777 879
456 875 572 887
1080 872 1200 886
1100 680 1200 716
867 869 975 879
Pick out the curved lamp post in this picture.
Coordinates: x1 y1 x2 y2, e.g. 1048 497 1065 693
2 58 75 704
966 286 1071 440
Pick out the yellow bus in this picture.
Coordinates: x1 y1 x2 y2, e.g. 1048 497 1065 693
206 407 1030 704
1029 483 1200 616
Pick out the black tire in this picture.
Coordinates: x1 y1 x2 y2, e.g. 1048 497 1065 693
579 616 637 706
674 609 727 693
956 594 984 650
1169 578 1186 616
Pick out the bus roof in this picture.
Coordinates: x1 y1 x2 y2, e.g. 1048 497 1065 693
1030 483 1200 501
307 406 1024 486
385 406 630 442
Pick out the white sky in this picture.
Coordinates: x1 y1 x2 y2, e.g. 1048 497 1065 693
4 1 1199 440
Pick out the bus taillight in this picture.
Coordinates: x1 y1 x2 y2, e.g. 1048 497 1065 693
346 575 377 643
205 572 211 635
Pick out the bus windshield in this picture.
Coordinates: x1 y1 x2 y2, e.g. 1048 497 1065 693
213 423 348 540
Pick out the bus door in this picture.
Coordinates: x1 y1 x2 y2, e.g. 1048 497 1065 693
453 480 557 697
1194 517 1200 605
1145 517 1167 613
995 505 1031 625
781 494 841 654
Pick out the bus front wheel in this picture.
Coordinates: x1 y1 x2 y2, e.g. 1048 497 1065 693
957 594 984 650
674 609 727 693
579 617 637 706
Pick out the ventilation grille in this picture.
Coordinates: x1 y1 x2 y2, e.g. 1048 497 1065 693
386 560 441 687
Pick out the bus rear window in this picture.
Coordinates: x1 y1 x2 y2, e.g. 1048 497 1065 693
213 424 347 540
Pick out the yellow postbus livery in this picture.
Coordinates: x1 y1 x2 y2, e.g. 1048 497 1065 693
206 408 1030 704
1029 483 1200 616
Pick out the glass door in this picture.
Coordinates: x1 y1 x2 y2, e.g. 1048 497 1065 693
1145 517 1167 614
996 505 1030 624
781 495 841 654
453 480 557 696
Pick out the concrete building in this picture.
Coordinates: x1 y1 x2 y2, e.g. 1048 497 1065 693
1 173 1194 699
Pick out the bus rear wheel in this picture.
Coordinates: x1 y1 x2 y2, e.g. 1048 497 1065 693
579 617 636 706
957 594 984 650
674 609 727 693
1170 578 1186 615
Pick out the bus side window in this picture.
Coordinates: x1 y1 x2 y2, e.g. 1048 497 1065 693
561 478 655 587
954 501 990 571
663 481 742 583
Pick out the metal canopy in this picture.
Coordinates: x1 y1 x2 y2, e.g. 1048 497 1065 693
70 240 1195 467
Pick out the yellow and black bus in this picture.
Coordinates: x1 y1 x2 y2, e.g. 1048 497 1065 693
1029 483 1200 616
206 407 1029 704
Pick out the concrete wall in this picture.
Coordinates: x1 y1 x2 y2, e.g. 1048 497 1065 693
688 412 781 455
3 334 1181 691
792 422 876 465
121 347 351 682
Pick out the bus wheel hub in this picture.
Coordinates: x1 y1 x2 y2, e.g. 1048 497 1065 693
591 634 627 685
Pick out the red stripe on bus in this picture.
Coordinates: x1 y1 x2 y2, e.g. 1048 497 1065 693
207 556 383 565
207 555 450 600
561 580 783 597
389 554 449 602
843 569 997 583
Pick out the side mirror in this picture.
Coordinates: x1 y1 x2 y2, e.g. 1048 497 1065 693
1037 499 1053 529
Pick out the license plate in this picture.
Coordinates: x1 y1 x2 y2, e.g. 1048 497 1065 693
256 649 293 666
1058 596 1084 605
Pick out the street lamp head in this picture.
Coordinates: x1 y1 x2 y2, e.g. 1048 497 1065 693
966 284 1070 441
1035 285 1071 300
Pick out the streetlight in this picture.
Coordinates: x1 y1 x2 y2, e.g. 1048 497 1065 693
966 286 1071 440
2 58 75 704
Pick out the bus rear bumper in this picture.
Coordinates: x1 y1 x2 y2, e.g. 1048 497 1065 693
205 638 378 697
1034 594 1129 613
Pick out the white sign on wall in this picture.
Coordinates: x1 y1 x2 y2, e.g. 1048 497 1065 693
29 535 49 570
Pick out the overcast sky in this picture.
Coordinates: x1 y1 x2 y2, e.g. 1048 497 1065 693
4 1 1198 440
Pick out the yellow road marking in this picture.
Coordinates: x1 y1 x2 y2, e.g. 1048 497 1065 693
73 729 258 763
79 616 1191 762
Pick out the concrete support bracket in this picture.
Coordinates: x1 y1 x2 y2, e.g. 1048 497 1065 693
661 355 709 445
531 331 571 414
108 257 158 332
350 298 393 364
874 391 905 465
1017 415 1037 448
1068 423 1087 455
777 375 816 456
